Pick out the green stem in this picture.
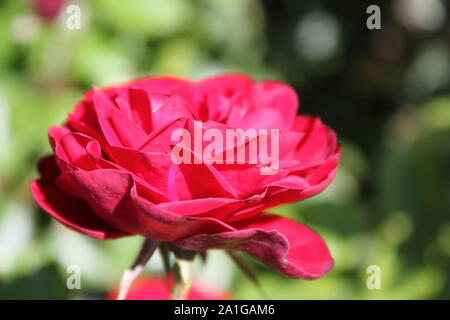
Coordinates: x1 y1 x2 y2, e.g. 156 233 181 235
170 246 197 300
175 258 194 300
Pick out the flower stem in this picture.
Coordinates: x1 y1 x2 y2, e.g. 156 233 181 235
175 258 193 300
116 238 159 300
171 247 197 300
159 242 172 291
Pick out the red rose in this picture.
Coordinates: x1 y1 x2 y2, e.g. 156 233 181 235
107 276 230 300
31 74 340 279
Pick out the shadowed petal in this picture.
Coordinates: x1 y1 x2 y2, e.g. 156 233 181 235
174 214 334 279
30 156 128 239
53 168 237 240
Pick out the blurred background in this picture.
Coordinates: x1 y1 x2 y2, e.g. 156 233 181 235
0 0 449 299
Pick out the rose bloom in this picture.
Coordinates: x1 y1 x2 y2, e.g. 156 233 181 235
107 276 230 300
31 74 340 279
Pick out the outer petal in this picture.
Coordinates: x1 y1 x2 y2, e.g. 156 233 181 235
49 127 102 171
30 156 129 239
289 115 339 170
54 168 237 241
174 214 334 279
227 152 339 222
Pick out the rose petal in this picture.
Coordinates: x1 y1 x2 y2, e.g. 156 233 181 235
176 147 239 199
213 163 288 198
128 87 153 133
197 74 253 98
92 88 147 148
126 76 196 115
106 146 191 201
196 74 253 121
251 80 299 129
175 214 334 279
53 168 236 240
290 116 338 170
155 197 254 219
234 108 287 130
68 100 106 145
50 129 102 171
130 76 194 98
149 94 195 129
226 162 337 222
30 156 128 239
138 117 189 153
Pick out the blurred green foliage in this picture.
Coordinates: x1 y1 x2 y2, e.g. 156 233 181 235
0 0 449 299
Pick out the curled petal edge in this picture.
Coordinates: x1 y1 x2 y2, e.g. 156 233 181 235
174 214 334 279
